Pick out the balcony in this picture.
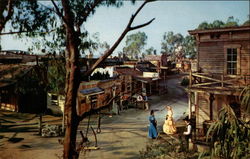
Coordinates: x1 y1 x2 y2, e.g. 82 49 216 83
189 72 250 94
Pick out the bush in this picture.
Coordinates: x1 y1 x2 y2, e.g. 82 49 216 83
181 77 189 86
139 137 199 159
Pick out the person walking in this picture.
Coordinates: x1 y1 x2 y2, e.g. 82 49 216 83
148 110 158 139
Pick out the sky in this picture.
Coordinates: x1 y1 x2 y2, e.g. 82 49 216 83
0 0 249 56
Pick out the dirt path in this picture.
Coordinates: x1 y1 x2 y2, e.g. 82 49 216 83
0 74 188 159
79 74 188 159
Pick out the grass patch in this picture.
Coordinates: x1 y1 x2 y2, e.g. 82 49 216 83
139 135 200 159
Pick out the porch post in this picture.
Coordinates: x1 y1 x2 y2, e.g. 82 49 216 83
141 82 144 93
188 92 192 119
209 93 215 120
194 92 198 111
149 83 152 95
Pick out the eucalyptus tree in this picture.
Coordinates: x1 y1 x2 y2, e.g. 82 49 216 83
123 31 148 59
1 0 155 158
161 31 184 60
224 16 239 27
243 15 250 26
145 46 154 55
0 0 55 36
49 0 155 158
0 0 13 33
197 17 240 30
183 35 196 58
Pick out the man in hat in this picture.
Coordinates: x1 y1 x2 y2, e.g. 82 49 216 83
183 118 192 150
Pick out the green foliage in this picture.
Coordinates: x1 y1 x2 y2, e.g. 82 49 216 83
123 31 148 59
181 77 189 86
161 31 196 59
90 71 111 80
139 140 199 159
197 21 211 30
145 47 155 55
47 59 66 94
243 15 250 26
240 85 250 114
224 16 239 27
197 16 240 30
2 0 136 54
15 65 47 95
206 105 250 159
211 20 225 28
183 35 196 58
243 20 250 26
197 20 225 30
161 31 183 55
9 1 56 37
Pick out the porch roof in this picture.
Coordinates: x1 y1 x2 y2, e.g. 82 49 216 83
189 86 242 96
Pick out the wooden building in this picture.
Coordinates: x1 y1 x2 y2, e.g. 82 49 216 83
0 64 47 113
0 50 39 64
144 54 170 78
115 67 161 96
77 75 132 116
188 26 250 140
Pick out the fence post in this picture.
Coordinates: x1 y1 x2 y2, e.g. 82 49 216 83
221 75 224 87
189 71 192 88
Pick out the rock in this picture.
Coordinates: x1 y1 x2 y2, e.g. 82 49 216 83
41 124 62 137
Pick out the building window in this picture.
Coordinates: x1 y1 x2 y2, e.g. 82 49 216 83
227 48 237 75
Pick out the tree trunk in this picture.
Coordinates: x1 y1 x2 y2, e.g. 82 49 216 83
61 0 81 158
63 28 81 159
60 1 154 158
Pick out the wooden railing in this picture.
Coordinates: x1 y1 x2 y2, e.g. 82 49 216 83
189 72 250 89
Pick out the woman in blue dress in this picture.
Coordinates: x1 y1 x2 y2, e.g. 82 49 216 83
148 110 158 139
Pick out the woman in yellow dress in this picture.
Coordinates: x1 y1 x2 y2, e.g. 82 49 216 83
163 106 177 134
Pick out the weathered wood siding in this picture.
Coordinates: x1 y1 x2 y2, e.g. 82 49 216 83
198 30 250 76
196 93 228 127
199 42 225 73
196 92 210 128
240 41 250 75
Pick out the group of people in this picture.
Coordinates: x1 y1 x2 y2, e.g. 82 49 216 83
148 106 192 143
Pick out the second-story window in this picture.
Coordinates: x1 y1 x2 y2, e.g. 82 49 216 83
227 48 237 75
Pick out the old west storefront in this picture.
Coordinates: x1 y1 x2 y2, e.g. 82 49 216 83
188 26 250 141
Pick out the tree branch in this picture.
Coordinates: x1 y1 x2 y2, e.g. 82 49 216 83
38 1 59 15
0 28 57 36
5 0 13 22
0 0 13 33
84 0 155 76
51 0 68 26
77 0 103 26
130 18 155 30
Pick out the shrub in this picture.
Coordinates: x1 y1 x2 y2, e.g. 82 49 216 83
181 77 189 86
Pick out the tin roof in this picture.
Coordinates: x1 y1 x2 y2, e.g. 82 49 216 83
80 87 104 95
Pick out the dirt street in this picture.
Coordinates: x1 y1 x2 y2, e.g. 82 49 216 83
0 74 188 159
78 74 188 159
